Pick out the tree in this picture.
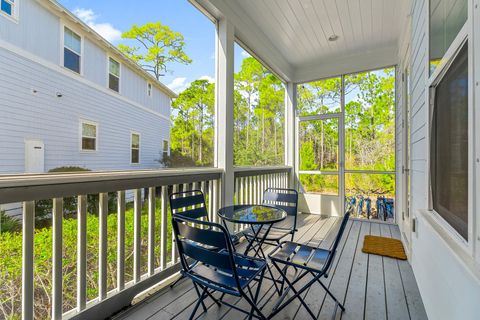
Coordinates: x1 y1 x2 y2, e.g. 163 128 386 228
169 80 215 167
118 22 192 80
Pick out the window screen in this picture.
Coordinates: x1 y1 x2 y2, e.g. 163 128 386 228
430 42 468 240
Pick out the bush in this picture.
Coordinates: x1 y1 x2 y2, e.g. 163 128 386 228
0 199 173 319
0 210 20 233
35 167 117 225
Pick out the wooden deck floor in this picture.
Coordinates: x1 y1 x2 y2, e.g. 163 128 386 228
114 215 428 320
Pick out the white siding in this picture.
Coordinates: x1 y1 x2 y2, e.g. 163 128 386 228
397 1 480 319
0 46 170 173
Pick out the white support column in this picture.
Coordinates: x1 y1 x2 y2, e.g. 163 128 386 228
285 82 297 188
215 18 235 207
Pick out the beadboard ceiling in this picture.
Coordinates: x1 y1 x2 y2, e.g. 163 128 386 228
192 0 410 83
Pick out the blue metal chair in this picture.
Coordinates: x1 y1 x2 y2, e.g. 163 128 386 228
243 188 299 251
169 190 239 288
267 209 351 319
172 214 267 320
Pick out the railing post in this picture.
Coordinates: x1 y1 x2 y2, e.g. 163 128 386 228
52 198 63 320
285 82 297 188
22 201 35 320
215 18 235 207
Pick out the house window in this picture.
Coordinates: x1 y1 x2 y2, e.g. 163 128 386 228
147 83 152 97
429 0 467 74
162 140 169 159
64 27 81 74
81 121 97 151
1 0 15 17
109 58 120 92
131 133 140 164
430 42 468 240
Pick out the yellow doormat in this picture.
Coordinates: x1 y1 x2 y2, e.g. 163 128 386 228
362 235 407 260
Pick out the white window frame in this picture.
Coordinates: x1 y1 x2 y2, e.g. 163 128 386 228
162 139 169 159
1 0 19 22
107 56 121 93
131 131 141 165
79 120 98 152
426 0 474 255
61 24 83 75
147 83 153 97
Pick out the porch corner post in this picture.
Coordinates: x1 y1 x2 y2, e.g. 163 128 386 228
215 18 235 207
285 82 297 189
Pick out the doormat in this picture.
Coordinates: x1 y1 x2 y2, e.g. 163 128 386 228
362 235 407 260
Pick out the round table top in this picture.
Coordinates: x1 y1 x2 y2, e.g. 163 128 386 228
217 204 287 225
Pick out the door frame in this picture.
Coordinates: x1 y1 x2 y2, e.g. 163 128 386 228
295 111 345 215
401 60 413 251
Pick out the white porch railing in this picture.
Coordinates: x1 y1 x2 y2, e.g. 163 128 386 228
0 166 291 320
233 166 292 232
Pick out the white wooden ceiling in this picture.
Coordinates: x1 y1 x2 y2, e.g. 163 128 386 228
192 0 410 82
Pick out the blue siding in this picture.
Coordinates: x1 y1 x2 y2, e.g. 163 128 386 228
0 46 170 173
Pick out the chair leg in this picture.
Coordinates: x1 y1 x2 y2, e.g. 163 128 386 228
316 277 345 311
189 286 208 320
169 274 184 288
192 283 208 312
270 262 318 320
248 269 265 320
242 291 266 320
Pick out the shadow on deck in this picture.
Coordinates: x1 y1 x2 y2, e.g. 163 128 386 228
113 215 427 320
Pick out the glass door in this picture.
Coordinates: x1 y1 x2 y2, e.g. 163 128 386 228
297 114 344 215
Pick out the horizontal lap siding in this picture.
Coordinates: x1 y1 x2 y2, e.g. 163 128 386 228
410 0 428 212
0 0 60 64
0 47 170 173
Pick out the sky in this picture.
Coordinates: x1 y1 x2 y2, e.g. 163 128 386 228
58 0 249 94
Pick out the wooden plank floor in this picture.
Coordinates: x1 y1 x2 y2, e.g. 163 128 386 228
113 215 427 320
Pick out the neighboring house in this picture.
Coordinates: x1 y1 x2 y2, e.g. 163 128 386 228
0 0 176 175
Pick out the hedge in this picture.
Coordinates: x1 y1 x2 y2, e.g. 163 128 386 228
0 199 173 320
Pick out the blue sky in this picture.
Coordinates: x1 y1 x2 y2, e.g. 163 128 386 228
58 0 249 93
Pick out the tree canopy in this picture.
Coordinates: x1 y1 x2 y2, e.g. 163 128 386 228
118 22 192 80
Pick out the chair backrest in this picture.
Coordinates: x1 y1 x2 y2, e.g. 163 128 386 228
263 188 299 229
323 208 352 273
171 214 241 289
169 190 208 221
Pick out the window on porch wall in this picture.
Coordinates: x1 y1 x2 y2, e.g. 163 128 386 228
233 42 285 166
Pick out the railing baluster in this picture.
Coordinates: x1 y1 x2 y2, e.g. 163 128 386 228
248 176 253 204
239 177 244 205
99 193 108 300
22 201 35 320
77 195 87 311
235 176 239 205
213 179 219 223
200 181 207 221
148 187 156 276
208 181 214 221
133 189 142 283
52 198 63 320
171 185 178 263
160 186 168 270
117 191 125 291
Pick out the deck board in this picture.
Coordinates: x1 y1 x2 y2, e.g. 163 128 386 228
113 216 427 320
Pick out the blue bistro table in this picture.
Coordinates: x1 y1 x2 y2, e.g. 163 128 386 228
218 204 287 294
